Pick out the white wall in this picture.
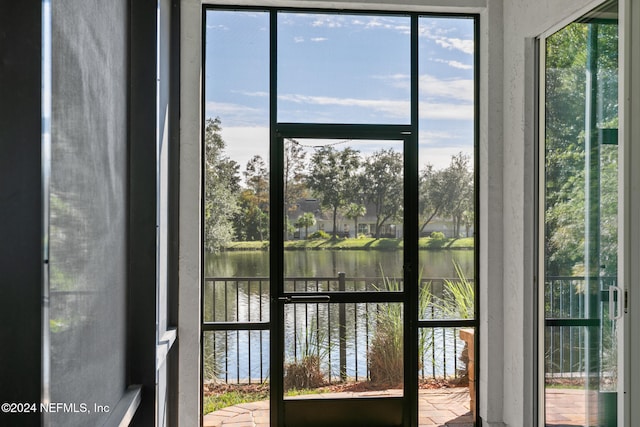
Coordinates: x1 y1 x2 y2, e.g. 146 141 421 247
179 1 203 426
500 0 604 426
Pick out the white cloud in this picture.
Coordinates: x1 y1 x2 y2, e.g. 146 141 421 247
350 16 411 34
370 74 473 102
206 24 228 31
419 75 474 102
418 130 474 170
419 102 474 120
237 91 269 98
434 37 474 55
420 26 474 55
311 16 344 28
371 73 410 90
311 37 328 42
219 126 270 170
278 93 410 118
418 144 473 170
206 101 261 116
433 58 473 70
421 130 459 141
205 101 267 127
277 92 472 121
294 36 304 43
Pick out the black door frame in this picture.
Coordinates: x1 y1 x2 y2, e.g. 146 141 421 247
269 124 418 427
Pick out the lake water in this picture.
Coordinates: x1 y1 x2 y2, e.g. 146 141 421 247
204 249 475 384
205 249 474 279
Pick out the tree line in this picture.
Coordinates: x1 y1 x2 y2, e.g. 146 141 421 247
543 21 618 277
204 117 474 252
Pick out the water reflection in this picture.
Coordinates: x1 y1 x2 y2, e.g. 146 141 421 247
206 249 474 278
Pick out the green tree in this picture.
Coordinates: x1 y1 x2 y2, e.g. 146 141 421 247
307 146 361 239
543 21 618 276
284 139 309 213
294 212 316 239
204 117 240 252
234 189 269 241
418 164 450 233
361 149 403 239
343 203 366 238
234 155 270 241
244 155 269 210
442 153 473 238
284 139 309 240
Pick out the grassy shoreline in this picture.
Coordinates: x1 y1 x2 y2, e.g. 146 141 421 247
223 237 474 251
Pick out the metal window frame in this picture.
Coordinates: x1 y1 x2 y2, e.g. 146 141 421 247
201 7 480 427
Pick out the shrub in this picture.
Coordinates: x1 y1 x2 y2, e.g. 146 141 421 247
308 230 330 239
368 304 404 385
429 231 445 240
433 260 475 381
284 323 329 391
284 355 325 390
369 270 432 385
368 275 404 385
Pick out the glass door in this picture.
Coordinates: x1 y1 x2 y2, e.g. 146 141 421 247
270 125 417 427
539 1 621 426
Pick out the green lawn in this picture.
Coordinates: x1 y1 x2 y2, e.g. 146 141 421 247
223 237 474 251
203 387 324 414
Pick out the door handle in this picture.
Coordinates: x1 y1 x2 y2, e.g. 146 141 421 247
278 295 331 303
608 285 623 320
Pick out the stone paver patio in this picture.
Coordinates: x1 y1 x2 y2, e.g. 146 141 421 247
545 388 597 426
204 388 473 427
204 387 591 426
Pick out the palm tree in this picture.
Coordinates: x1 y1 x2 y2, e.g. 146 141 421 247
344 203 366 238
294 212 316 239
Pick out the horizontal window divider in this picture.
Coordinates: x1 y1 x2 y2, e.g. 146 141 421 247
204 276 410 282
281 291 405 303
544 318 601 327
545 275 617 281
417 319 477 328
202 321 270 331
275 123 413 139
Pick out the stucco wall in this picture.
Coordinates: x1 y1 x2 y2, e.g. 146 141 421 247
500 1 603 426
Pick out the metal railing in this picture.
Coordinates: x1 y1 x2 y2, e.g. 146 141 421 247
544 276 618 380
202 275 472 384
202 275 619 385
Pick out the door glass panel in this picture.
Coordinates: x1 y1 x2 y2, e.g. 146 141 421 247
542 2 618 426
283 302 404 398
280 135 406 406
283 138 404 290
277 12 410 124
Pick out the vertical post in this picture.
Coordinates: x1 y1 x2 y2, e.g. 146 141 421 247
585 23 601 427
338 272 347 382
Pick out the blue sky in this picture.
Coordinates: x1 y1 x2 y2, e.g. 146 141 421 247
205 10 474 170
